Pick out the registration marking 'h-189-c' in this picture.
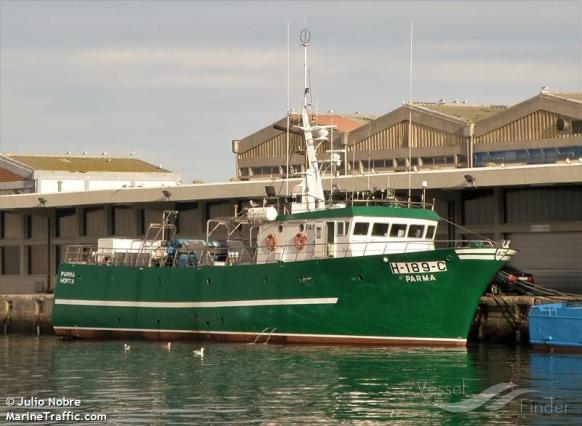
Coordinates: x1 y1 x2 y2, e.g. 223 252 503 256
389 261 447 274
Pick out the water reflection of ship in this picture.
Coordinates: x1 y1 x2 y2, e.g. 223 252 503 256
47 342 491 423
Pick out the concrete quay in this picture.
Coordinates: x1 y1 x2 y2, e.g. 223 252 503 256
1 294 54 335
471 295 582 344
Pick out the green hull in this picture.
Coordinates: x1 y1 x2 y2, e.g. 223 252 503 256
52 248 507 346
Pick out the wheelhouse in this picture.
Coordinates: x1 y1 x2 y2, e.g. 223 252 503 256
255 206 440 263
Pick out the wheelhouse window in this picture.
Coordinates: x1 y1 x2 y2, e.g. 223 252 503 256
389 224 407 238
337 221 349 236
371 223 389 237
353 222 370 236
408 225 425 239
426 225 436 239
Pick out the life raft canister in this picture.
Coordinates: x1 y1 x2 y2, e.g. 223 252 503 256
265 233 277 252
294 232 308 250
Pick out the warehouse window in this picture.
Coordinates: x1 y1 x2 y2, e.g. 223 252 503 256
421 157 435 167
1 246 20 275
395 158 407 168
28 245 48 275
557 146 582 161
251 166 280 176
372 159 391 169
475 146 582 167
433 156 455 165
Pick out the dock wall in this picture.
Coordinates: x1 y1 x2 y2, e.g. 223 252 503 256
471 295 582 344
0 294 54 335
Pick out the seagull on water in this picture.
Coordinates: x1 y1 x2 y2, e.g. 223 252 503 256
124 344 131 352
193 347 205 357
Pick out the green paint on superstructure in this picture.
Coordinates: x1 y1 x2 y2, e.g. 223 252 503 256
277 206 440 222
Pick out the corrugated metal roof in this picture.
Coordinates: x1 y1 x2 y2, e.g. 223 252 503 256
4 154 170 173
415 103 508 123
551 92 582 102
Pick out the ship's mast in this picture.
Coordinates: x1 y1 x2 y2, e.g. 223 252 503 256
293 28 325 213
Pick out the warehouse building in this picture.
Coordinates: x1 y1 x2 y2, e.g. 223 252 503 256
233 113 375 180
0 153 182 195
234 90 582 177
0 90 581 294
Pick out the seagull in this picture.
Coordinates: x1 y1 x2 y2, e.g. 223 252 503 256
124 344 131 352
193 347 205 357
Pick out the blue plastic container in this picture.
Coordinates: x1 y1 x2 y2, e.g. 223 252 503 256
529 303 582 349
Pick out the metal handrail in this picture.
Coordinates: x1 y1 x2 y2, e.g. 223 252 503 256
63 238 498 267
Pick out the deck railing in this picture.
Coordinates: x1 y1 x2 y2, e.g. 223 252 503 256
63 239 498 268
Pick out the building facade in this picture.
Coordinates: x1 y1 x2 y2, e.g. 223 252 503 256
235 91 582 177
0 153 182 195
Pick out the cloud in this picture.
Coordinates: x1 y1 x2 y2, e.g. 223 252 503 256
1 0 580 181
2 46 287 91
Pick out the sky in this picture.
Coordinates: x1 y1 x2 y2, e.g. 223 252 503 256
1 1 581 182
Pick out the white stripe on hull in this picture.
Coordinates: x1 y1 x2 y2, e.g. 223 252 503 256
457 255 513 260
53 325 466 344
455 248 499 254
54 297 338 309
456 248 517 261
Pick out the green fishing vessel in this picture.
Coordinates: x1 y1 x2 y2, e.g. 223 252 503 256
52 30 516 346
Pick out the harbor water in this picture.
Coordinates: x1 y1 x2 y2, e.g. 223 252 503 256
1 336 582 424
